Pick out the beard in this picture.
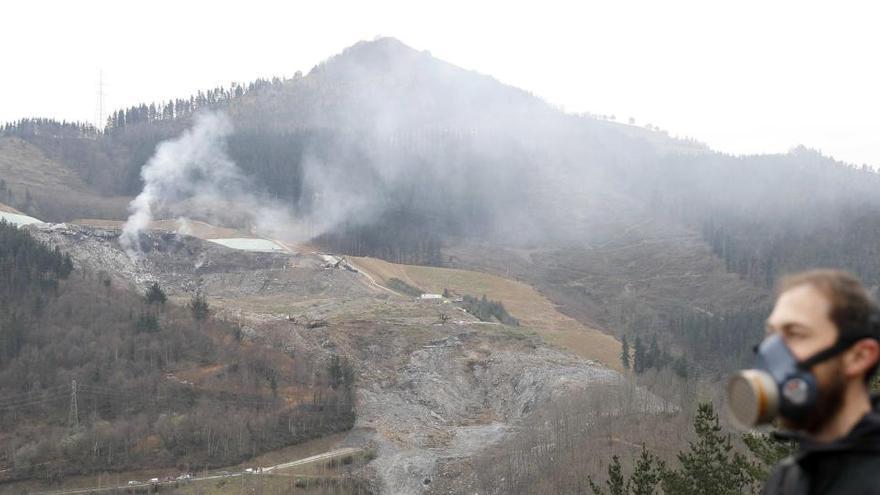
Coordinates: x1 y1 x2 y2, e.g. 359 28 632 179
781 360 847 433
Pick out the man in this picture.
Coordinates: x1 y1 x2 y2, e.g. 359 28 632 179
761 269 880 494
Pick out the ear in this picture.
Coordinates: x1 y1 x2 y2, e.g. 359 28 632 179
845 338 880 380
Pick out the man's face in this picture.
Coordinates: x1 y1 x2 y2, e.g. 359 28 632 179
766 284 838 361
766 284 846 432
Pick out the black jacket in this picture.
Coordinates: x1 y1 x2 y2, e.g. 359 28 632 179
762 397 880 495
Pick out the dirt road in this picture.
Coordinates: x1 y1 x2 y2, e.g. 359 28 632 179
30 448 363 495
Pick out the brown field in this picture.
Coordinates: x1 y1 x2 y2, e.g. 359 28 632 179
0 202 22 214
349 256 623 372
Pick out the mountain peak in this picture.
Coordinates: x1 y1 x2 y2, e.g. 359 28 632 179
314 37 427 76
354 36 416 51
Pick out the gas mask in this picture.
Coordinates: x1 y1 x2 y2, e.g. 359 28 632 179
727 330 875 429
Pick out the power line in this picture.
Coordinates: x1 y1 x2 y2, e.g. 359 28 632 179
0 385 67 407
1 381 351 422
0 395 66 411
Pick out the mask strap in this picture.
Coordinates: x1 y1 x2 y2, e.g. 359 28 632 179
799 334 874 370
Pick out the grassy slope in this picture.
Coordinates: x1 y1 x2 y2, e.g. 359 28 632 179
0 137 130 221
349 256 624 372
441 188 768 356
0 202 22 214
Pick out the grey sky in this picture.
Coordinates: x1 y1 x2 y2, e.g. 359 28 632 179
2 0 877 167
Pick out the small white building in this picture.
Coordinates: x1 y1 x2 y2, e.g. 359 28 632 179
420 293 443 300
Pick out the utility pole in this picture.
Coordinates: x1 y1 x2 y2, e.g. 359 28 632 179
68 380 79 429
95 70 105 130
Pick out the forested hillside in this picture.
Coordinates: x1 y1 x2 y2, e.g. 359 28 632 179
4 36 880 494
0 222 354 483
5 39 879 278
4 36 880 378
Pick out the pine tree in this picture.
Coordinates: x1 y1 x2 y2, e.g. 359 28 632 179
673 356 689 379
270 373 278 397
633 336 645 374
647 334 660 370
629 445 662 495
660 402 756 495
742 433 795 482
328 355 354 390
189 291 209 321
588 446 661 495
145 282 167 305
588 455 626 495
621 335 631 370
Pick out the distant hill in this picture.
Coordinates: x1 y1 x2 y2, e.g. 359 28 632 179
0 137 130 221
4 37 880 373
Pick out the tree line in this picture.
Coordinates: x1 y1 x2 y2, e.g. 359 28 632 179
103 77 287 133
0 79 289 139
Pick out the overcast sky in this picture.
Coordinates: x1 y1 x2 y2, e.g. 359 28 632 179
2 0 877 167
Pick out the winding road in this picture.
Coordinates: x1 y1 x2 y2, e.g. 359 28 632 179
30 447 363 495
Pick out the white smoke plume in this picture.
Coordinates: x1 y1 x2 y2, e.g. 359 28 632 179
119 112 298 257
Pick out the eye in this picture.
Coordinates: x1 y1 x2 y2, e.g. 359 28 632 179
781 325 807 339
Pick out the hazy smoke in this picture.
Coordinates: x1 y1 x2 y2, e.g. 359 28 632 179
119 112 297 256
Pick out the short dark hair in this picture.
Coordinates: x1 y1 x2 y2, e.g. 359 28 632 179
778 269 880 380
